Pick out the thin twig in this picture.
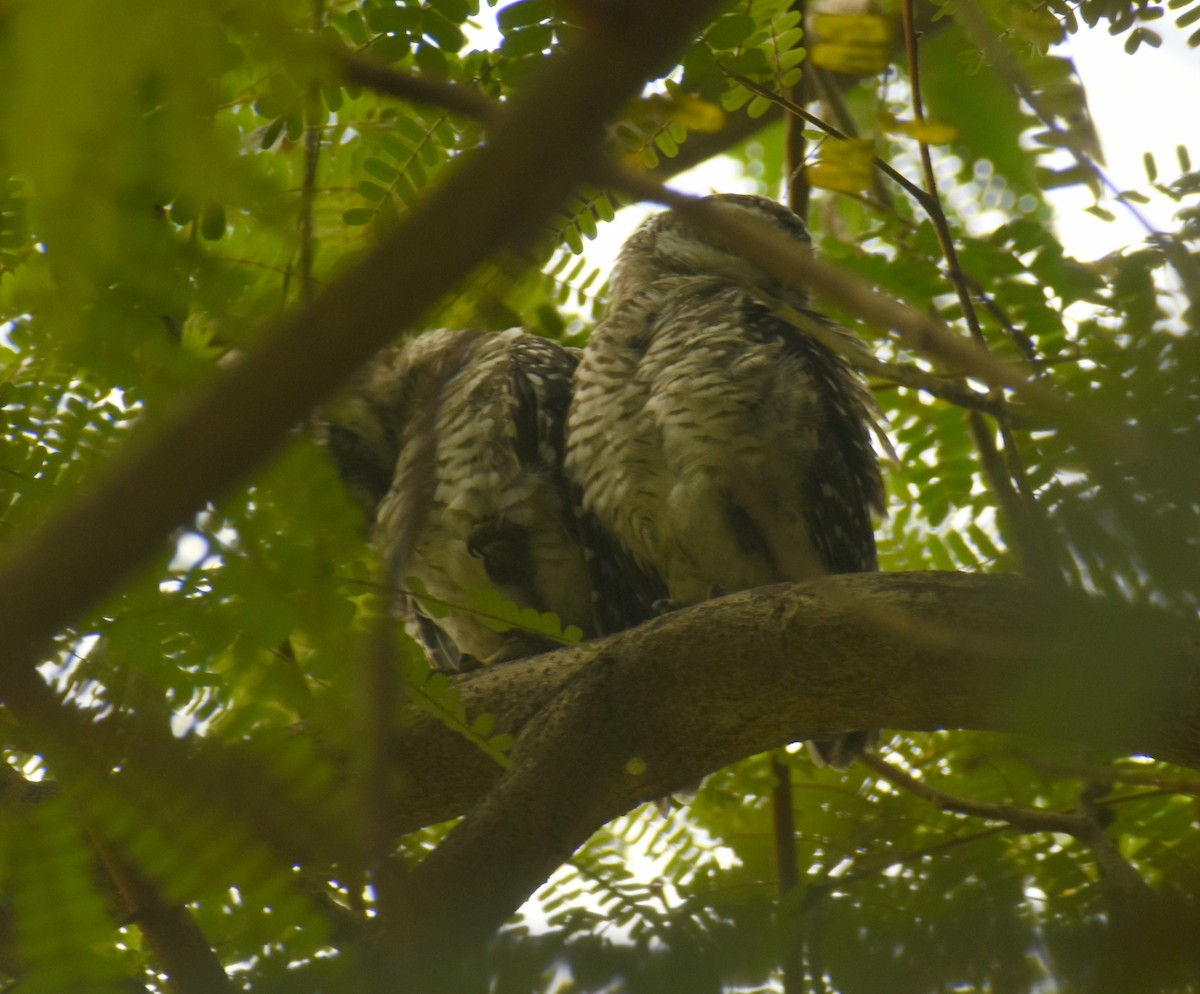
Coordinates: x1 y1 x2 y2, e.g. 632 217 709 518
728 71 936 210
807 784 1167 901
298 103 322 304
784 0 811 221
860 752 1089 834
87 827 237 994
902 2 1063 581
336 48 500 124
777 46 811 988
900 0 985 347
1021 756 1200 795
862 751 1153 897
967 413 1062 582
727 70 1035 354
954 0 1199 297
778 32 809 987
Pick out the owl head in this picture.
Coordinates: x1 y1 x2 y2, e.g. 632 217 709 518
316 328 481 515
609 194 812 308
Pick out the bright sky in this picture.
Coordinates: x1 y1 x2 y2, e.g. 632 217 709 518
471 8 1200 264
1052 22 1199 258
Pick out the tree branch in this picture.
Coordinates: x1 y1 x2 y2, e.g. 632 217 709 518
372 571 1199 978
334 46 783 186
335 49 501 124
1 571 1197 983
87 827 236 994
859 750 1104 838
0 0 723 756
378 572 1200 841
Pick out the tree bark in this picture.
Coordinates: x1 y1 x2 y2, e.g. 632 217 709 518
384 571 1200 835
375 570 1200 978
2 571 1196 987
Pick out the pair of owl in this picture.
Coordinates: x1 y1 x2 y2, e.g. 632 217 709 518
321 194 885 767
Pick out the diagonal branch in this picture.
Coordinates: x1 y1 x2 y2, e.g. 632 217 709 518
0 9 725 976
337 46 1199 513
385 571 1200 975
859 750 1097 836
87 826 237 994
0 0 723 747
0 571 1197 978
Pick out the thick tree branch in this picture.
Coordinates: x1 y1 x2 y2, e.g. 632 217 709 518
335 46 783 186
87 828 236 994
1 571 1197 983
0 0 722 763
0 0 721 676
372 571 1199 979
380 572 1200 839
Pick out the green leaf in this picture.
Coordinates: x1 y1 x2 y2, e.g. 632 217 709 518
342 207 375 226
199 202 226 241
706 13 756 49
422 9 465 52
343 8 369 45
1125 26 1163 51
259 116 285 149
498 0 549 31
321 84 343 113
363 157 400 183
501 23 554 58
357 180 389 202
414 41 450 76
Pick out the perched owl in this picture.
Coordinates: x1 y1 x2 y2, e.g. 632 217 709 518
319 328 603 672
567 194 886 766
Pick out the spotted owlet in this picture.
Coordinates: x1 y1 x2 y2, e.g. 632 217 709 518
566 194 886 766
320 328 603 672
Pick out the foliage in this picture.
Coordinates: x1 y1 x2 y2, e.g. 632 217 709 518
0 0 1198 992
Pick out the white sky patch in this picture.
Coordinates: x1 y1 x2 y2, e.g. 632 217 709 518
1051 24 1200 259
584 155 757 263
465 3 502 49
589 26 1200 264
469 3 1197 264
169 531 214 572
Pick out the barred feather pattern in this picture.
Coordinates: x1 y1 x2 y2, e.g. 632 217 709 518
567 194 886 767
319 328 597 672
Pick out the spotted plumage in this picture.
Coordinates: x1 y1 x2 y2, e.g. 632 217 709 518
567 194 886 766
319 328 597 672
